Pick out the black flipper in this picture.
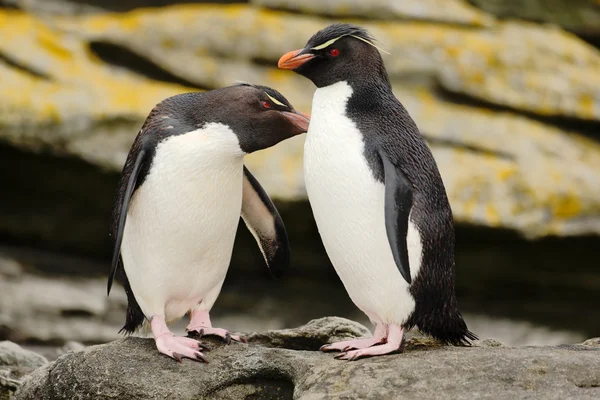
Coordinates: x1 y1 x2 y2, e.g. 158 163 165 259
380 149 414 284
107 148 146 295
241 166 290 278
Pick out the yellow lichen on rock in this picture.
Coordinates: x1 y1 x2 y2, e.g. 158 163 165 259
395 87 600 237
57 4 600 121
0 9 193 134
1 5 600 238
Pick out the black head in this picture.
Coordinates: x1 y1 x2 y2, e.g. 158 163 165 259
226 83 310 153
151 83 310 154
278 23 390 88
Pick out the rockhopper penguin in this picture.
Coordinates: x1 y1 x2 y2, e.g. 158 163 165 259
107 83 310 362
278 24 476 360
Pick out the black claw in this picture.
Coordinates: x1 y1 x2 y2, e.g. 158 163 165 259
196 352 209 364
172 353 183 363
224 332 232 345
197 342 211 352
334 352 347 360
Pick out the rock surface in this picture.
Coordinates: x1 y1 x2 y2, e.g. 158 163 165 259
0 255 125 345
1 4 600 239
0 341 47 400
14 317 600 400
252 0 495 26
470 0 600 36
61 5 600 120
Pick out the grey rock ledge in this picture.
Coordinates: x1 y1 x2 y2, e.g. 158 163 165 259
14 317 600 400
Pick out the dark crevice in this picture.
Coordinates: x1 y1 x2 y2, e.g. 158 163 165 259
578 33 600 51
88 41 206 89
422 135 515 160
0 2 19 10
0 142 119 261
0 51 51 79
209 374 294 400
435 86 600 141
60 309 95 318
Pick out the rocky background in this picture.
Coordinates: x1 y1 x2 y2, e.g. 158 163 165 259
0 0 599 395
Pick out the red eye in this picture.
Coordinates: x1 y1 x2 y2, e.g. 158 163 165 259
262 101 271 109
329 48 340 57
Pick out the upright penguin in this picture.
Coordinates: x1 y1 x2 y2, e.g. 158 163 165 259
108 83 309 362
278 24 476 360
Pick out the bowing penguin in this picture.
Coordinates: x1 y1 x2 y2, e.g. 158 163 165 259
108 83 309 362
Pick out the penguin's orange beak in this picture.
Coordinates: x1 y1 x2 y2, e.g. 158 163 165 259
280 110 310 132
278 49 315 70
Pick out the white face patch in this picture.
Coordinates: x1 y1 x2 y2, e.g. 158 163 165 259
310 34 390 55
265 92 286 107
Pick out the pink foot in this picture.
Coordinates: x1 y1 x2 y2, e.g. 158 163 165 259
151 316 208 363
186 309 247 344
320 337 385 352
334 325 404 361
319 324 386 351
320 323 387 352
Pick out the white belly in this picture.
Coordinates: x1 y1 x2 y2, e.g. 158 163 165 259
121 123 245 321
304 81 419 325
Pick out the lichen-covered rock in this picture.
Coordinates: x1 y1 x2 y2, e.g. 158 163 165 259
0 9 190 135
61 5 600 120
394 88 600 238
1 5 600 238
0 341 47 400
470 0 600 36
14 317 600 400
251 0 496 26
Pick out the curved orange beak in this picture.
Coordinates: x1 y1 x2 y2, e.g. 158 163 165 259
280 111 310 132
278 49 315 70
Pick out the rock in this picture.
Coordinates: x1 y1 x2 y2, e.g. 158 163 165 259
0 2 600 246
60 5 600 120
0 9 190 137
245 316 371 350
469 0 600 37
582 337 600 347
251 0 496 26
2 7 600 237
14 317 600 400
22 342 87 363
0 256 126 344
0 341 47 400
0 0 103 15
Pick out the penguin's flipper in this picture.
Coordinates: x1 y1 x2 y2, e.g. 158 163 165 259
108 146 147 295
380 150 414 284
241 165 290 278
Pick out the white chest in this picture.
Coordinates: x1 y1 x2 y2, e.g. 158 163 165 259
304 82 418 325
121 123 245 319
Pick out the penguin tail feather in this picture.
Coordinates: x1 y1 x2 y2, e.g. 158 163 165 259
405 306 478 346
